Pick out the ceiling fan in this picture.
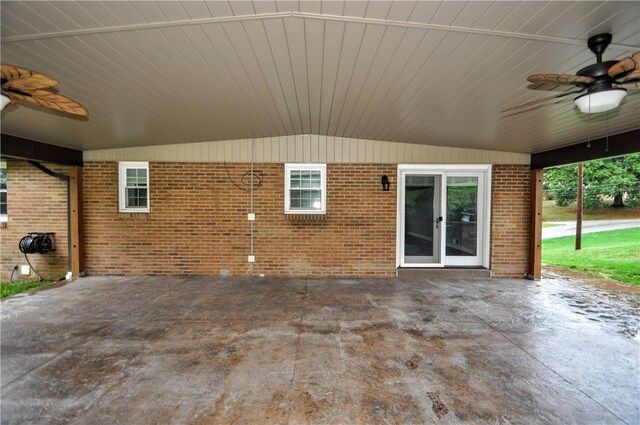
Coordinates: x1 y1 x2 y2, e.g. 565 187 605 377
504 33 639 114
1 64 88 116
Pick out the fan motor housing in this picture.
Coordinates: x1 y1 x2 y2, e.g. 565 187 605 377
577 60 618 79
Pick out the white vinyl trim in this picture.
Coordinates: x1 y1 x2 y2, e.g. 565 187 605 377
397 164 492 269
118 161 150 213
284 163 327 214
84 135 531 165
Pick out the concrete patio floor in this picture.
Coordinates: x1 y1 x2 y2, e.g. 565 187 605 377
1 272 638 425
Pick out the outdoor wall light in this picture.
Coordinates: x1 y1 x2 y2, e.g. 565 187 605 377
381 175 390 191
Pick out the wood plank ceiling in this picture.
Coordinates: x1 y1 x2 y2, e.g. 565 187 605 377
1 1 639 154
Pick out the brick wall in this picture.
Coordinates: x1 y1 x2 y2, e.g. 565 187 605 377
490 164 530 278
83 162 531 278
83 162 398 277
0 159 69 281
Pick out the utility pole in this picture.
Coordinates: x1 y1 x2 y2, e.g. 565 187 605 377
576 162 583 250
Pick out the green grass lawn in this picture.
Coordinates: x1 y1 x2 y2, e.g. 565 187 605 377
0 280 55 299
543 200 640 222
542 228 640 285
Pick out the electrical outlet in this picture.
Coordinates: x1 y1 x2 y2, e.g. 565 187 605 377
247 213 255 221
247 255 255 263
20 265 31 275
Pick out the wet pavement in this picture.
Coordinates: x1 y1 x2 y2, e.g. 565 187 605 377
542 219 639 239
1 273 638 425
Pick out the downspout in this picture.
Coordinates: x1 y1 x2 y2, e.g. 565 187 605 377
27 160 72 280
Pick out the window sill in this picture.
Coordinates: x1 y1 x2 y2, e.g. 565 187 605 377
117 212 150 220
285 213 328 222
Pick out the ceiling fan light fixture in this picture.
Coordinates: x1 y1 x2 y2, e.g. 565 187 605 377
1 94 10 111
574 88 627 114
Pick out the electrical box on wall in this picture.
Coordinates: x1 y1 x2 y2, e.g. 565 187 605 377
248 255 255 263
20 265 31 275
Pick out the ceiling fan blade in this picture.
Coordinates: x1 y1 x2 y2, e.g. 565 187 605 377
527 74 594 85
615 69 640 89
622 69 640 82
4 73 58 91
1 64 29 81
6 89 88 116
608 52 640 78
618 81 640 90
501 90 584 113
1 64 58 89
1 89 18 107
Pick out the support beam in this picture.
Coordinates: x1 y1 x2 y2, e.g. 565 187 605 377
1 134 83 166
69 167 84 277
531 129 640 169
528 169 543 280
576 163 583 251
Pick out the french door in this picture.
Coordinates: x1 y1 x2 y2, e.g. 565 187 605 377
398 165 491 268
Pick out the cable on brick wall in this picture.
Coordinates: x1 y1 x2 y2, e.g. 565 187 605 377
224 161 264 191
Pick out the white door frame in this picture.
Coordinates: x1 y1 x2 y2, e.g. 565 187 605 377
397 164 492 268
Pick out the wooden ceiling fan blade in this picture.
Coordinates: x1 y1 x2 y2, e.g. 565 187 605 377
617 69 640 89
4 73 58 91
1 64 58 88
608 52 640 78
501 90 583 113
1 89 19 106
1 64 29 81
622 69 640 82
527 74 594 85
618 81 640 90
9 89 88 116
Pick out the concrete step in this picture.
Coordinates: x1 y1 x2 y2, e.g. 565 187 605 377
397 267 491 280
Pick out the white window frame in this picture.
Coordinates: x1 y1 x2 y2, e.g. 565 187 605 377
119 161 150 213
284 163 327 214
0 161 7 222
396 164 492 269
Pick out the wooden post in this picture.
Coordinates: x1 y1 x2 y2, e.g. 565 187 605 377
528 169 543 280
576 162 583 250
69 166 84 277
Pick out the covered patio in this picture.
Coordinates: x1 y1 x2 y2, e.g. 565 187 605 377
2 273 638 424
1 3 639 423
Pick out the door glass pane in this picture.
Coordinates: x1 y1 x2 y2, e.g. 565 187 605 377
446 177 478 256
404 175 439 263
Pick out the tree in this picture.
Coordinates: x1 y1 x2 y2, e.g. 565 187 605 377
544 153 640 208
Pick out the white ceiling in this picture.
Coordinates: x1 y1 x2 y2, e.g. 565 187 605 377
1 1 639 154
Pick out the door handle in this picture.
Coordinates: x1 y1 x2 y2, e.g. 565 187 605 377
435 216 443 228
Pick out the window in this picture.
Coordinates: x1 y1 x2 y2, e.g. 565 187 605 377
119 162 149 213
0 161 7 222
285 164 326 214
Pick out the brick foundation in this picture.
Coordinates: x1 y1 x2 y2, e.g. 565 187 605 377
0 160 69 281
